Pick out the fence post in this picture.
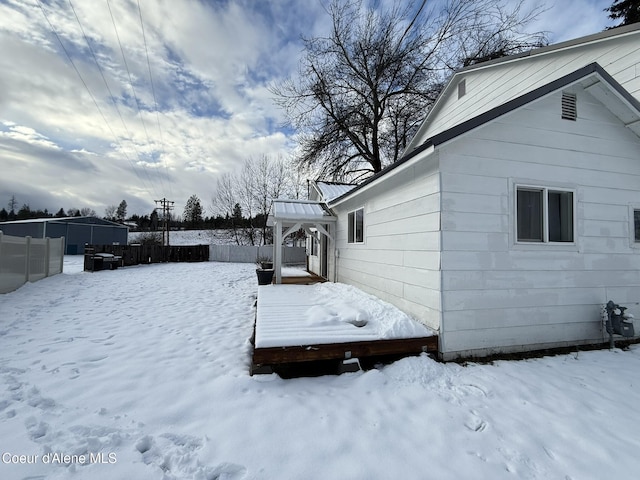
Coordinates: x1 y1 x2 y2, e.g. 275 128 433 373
25 236 32 283
60 237 65 273
45 237 51 277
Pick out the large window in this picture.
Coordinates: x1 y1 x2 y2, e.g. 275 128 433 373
347 208 364 244
516 186 574 243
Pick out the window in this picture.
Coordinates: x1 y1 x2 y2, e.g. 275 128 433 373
348 208 364 243
516 186 574 243
634 209 640 243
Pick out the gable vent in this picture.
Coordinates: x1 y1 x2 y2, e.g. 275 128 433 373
561 92 577 121
457 79 466 99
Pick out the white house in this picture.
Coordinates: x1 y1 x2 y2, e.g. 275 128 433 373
300 24 640 360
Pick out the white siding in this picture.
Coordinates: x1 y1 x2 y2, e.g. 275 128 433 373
438 85 640 359
412 29 640 146
331 151 442 330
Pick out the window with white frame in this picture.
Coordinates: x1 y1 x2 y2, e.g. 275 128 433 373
347 208 364 244
516 186 574 243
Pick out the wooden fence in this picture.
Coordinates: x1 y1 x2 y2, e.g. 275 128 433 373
84 244 209 271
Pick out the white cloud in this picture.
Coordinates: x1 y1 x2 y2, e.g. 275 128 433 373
0 0 616 216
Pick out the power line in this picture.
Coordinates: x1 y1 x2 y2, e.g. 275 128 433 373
66 0 160 200
137 0 172 199
106 0 164 195
36 0 156 199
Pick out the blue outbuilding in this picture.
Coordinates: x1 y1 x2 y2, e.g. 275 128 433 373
0 217 128 254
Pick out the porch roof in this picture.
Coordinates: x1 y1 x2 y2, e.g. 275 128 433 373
270 199 336 285
269 199 336 224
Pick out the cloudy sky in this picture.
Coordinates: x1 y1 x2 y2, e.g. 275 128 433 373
0 0 616 218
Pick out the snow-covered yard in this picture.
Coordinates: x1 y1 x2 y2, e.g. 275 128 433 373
1 258 639 479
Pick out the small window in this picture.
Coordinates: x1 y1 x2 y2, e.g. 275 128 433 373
548 191 574 242
517 189 543 242
348 208 364 244
458 79 466 99
516 186 574 243
634 209 640 243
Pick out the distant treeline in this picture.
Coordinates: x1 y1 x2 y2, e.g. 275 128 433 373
0 205 268 232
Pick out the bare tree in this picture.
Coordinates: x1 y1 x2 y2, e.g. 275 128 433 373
253 155 289 244
272 0 547 182
8 195 18 215
211 155 291 245
104 205 117 221
212 172 245 245
79 207 96 217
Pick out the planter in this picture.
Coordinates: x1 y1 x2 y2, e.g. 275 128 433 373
256 269 274 285
260 261 273 270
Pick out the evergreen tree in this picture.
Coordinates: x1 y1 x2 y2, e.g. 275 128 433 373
17 204 31 220
606 0 640 27
55 208 66 217
0 208 7 221
150 209 159 231
116 200 127 223
232 203 243 224
183 195 204 228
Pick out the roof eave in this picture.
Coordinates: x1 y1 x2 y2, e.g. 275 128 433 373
405 23 640 154
330 62 640 207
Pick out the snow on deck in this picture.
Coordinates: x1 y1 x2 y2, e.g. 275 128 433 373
281 266 312 277
255 283 435 349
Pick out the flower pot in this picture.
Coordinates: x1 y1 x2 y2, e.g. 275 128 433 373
260 261 273 270
256 269 274 285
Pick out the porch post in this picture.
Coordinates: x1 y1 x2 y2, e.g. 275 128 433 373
274 220 283 284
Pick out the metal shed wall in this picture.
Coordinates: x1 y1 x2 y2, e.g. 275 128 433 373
0 218 128 254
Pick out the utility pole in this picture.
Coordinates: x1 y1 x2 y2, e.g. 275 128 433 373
154 198 174 246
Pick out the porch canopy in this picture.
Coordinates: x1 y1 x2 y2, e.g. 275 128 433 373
269 199 336 284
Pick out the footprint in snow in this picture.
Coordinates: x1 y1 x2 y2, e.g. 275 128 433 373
25 416 49 440
136 434 247 479
464 411 488 432
451 382 488 398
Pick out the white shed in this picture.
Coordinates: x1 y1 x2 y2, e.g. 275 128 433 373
307 25 640 360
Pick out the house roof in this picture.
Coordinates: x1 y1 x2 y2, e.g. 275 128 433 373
406 23 640 152
329 62 640 207
270 199 336 224
314 181 358 202
456 23 640 74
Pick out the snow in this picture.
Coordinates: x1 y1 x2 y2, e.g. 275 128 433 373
1 257 640 479
128 229 234 246
255 284 435 348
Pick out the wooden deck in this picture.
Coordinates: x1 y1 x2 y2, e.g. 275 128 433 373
280 273 326 285
250 283 438 376
251 336 438 375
